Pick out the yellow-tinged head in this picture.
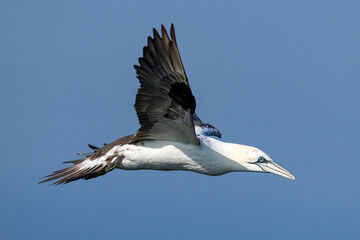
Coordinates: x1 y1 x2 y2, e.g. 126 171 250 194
224 143 295 180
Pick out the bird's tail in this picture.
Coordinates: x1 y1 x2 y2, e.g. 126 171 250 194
39 144 122 185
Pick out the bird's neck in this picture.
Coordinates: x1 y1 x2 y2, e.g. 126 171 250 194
199 136 251 174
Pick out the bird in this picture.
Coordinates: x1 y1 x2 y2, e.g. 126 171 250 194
40 24 295 185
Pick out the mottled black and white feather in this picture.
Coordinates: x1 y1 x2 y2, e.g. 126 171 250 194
39 135 133 185
193 114 221 138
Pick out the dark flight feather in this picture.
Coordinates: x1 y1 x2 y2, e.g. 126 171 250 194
132 24 198 144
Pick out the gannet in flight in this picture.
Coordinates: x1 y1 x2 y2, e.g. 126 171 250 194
40 24 295 185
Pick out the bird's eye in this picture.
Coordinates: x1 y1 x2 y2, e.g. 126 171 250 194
258 156 265 163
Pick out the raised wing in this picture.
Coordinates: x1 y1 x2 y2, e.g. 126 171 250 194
132 24 198 144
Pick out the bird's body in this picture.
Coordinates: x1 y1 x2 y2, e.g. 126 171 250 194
41 24 294 185
116 136 251 175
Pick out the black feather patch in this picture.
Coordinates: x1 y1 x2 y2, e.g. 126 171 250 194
169 82 196 113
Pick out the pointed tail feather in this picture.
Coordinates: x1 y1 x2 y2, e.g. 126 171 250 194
39 156 122 185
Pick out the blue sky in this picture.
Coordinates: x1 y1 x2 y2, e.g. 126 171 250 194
1 0 359 239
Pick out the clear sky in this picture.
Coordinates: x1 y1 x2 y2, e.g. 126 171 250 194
1 0 359 239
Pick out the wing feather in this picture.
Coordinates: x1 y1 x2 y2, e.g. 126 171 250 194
132 24 198 144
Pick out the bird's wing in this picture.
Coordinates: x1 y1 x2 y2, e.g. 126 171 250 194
132 24 199 144
193 113 222 138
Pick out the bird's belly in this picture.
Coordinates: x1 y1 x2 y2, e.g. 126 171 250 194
116 141 205 172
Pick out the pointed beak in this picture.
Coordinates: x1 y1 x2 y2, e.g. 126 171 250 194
257 161 295 180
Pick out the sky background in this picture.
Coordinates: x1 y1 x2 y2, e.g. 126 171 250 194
1 0 360 239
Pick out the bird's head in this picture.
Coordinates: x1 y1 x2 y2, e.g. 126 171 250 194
241 147 295 180
224 144 295 180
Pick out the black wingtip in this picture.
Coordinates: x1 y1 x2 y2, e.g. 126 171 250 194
161 24 166 33
170 23 176 41
88 144 99 150
153 27 161 39
147 36 153 46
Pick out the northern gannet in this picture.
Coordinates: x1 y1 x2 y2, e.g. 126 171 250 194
40 24 295 185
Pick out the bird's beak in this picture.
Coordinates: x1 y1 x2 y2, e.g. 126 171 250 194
257 161 295 180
